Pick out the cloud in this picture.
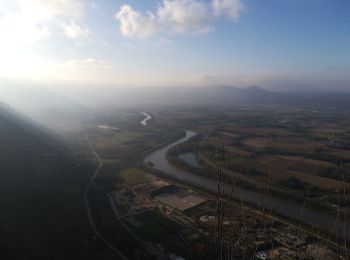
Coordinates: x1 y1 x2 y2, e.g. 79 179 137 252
65 59 111 71
156 0 213 34
116 5 159 37
27 0 85 19
0 0 87 47
62 20 91 40
212 0 244 20
115 0 244 38
47 58 113 82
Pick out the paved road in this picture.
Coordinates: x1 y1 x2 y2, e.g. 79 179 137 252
108 195 163 258
84 136 129 260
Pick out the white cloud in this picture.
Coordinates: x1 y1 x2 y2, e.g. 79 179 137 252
212 0 244 20
0 0 95 79
64 58 111 72
0 0 87 48
51 58 116 83
116 5 159 37
63 20 91 40
157 0 212 34
115 0 244 38
27 0 85 19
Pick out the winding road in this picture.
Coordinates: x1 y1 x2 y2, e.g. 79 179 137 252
84 136 128 260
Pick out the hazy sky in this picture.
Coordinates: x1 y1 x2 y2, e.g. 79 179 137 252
0 0 349 91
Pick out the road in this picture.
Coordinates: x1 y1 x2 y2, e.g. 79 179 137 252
84 136 129 260
108 195 164 259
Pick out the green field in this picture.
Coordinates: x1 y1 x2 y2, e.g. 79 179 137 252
120 168 156 186
94 131 147 148
125 209 181 240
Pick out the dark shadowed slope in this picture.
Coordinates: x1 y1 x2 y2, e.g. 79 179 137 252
0 102 115 260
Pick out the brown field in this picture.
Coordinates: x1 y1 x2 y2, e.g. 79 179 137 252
241 155 344 190
302 158 336 168
216 131 240 139
266 138 321 154
312 126 344 134
242 137 272 149
238 136 323 155
276 155 305 162
283 170 343 190
201 132 347 192
288 162 322 176
161 106 350 197
206 136 234 146
329 149 350 160
218 126 292 137
255 155 296 176
225 146 252 157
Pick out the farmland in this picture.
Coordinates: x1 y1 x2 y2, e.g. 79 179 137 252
68 105 350 258
162 105 350 205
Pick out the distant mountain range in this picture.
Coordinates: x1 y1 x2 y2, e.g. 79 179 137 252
1 85 350 125
131 85 350 107
180 85 350 107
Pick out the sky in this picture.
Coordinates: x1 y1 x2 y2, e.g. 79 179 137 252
0 0 349 91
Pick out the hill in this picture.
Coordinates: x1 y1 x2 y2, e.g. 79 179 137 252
0 102 113 259
60 85 350 108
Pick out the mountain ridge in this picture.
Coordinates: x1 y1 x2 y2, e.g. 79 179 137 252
0 101 100 260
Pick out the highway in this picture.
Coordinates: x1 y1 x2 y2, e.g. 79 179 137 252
84 136 129 260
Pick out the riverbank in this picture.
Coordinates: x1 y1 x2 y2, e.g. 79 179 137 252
166 132 349 219
143 158 347 250
143 130 350 240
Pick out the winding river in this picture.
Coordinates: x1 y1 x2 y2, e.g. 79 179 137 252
144 131 349 237
140 112 152 126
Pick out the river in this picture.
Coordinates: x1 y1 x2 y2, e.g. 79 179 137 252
140 112 152 126
144 130 349 237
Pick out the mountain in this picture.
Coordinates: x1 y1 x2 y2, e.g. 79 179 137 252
178 85 350 107
192 85 272 103
0 102 109 260
3 85 350 120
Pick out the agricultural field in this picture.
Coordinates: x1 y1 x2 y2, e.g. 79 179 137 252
86 112 183 168
123 209 181 241
63 109 189 258
160 105 350 201
74 105 350 256
120 168 156 186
